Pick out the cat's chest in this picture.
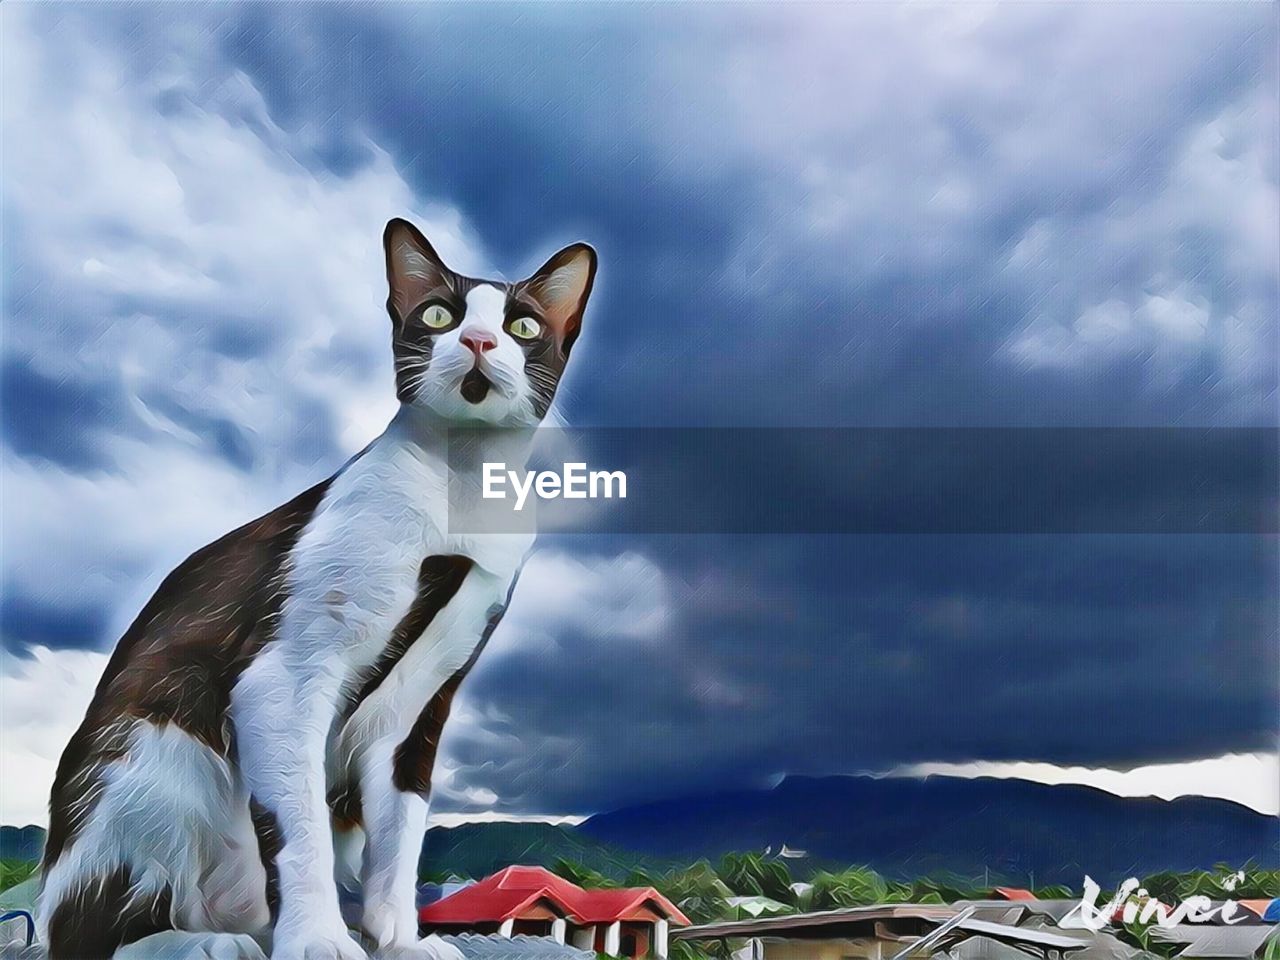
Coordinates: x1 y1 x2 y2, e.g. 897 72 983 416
287 436 529 655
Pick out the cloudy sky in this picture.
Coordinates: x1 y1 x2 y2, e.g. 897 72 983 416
2 2 1277 828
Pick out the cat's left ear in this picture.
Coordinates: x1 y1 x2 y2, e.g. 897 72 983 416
384 218 452 326
522 243 597 355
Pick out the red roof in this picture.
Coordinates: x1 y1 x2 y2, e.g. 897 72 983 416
993 887 1037 901
419 865 690 926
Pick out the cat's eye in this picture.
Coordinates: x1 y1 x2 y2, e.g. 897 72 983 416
421 304 454 329
508 316 542 340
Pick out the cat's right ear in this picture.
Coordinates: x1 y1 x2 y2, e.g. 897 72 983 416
384 218 450 325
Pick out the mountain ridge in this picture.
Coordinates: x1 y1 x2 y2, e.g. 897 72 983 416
578 774 1279 885
4 775 1275 887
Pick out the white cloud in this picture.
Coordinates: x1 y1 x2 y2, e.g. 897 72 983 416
2 7 474 459
427 811 584 828
498 549 673 649
676 4 1275 415
1 8 487 645
891 753 1280 816
0 646 109 825
1002 88 1278 403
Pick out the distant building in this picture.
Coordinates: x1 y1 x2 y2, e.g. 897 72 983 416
419 866 690 959
676 904 1092 960
675 900 1280 960
992 889 1036 903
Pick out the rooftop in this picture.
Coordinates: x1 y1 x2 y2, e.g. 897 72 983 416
441 933 596 960
420 866 690 927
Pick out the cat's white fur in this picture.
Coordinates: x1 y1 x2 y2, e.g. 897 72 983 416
38 722 271 937
234 283 535 960
40 281 549 960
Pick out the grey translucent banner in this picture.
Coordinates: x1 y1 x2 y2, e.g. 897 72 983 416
445 428 1278 534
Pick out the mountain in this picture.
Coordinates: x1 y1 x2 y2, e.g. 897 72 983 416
579 775 1280 886
0 826 45 863
418 821 670 881
7 776 1276 888
1 821 659 884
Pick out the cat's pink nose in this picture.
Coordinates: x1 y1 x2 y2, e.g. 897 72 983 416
459 330 497 355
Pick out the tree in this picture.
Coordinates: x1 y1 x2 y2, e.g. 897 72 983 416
656 861 734 925
552 858 619 890
716 853 796 905
809 868 890 909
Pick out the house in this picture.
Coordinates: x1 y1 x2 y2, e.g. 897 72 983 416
1239 900 1280 924
419 866 690 959
992 889 1037 903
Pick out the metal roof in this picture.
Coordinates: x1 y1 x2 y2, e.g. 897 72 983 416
1150 925 1280 959
675 905 1087 953
675 904 956 939
950 918 1089 951
440 934 596 960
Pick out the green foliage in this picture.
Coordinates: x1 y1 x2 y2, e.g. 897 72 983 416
716 853 796 906
552 857 620 890
419 822 663 883
652 861 734 925
809 867 890 909
885 874 981 905
0 859 36 893
1138 863 1280 902
540 852 1280 927
1032 885 1073 900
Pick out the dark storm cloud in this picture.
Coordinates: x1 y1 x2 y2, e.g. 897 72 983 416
201 2 1277 427
2 3 1276 815
447 534 1278 815
1 358 128 471
0 592 111 656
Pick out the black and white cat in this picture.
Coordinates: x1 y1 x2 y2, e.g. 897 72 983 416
37 219 597 960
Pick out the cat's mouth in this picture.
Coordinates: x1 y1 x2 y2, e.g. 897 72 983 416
459 368 492 404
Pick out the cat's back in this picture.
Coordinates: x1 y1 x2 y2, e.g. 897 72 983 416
68 478 334 753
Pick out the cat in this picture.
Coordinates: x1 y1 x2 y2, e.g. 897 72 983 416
36 218 597 960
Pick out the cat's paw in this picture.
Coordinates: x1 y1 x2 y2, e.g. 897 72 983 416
373 937 464 960
361 903 420 954
270 927 367 960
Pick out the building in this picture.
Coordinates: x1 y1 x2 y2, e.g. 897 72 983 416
675 900 1280 960
991 889 1037 903
675 905 1093 960
419 866 690 959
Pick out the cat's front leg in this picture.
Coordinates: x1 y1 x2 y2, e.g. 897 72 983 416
358 741 431 952
357 744 461 960
355 668 481 960
234 642 367 960
349 573 506 960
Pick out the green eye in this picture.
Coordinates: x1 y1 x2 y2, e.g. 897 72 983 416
508 316 542 340
421 304 454 329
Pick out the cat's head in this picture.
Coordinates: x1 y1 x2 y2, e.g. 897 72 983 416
383 218 596 426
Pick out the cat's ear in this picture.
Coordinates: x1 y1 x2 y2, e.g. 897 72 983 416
522 243 597 355
384 218 451 325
